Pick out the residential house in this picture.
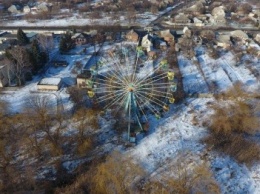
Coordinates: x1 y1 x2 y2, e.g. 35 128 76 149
23 5 31 13
212 6 225 17
186 2 205 15
141 34 154 49
0 32 17 44
0 44 10 58
125 29 139 42
8 5 21 14
230 30 248 41
254 33 260 43
0 65 8 87
147 50 157 59
71 33 90 45
194 17 204 26
157 29 175 45
159 41 167 50
76 71 92 88
26 32 38 42
37 77 62 91
173 13 190 23
215 34 231 49
210 15 226 25
37 3 49 12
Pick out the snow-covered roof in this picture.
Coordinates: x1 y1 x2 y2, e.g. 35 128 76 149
212 6 225 17
217 34 231 44
38 77 61 86
230 30 248 40
26 32 38 38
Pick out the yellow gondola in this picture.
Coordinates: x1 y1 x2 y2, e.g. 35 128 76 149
87 90 95 98
169 97 175 104
163 105 169 112
167 71 174 80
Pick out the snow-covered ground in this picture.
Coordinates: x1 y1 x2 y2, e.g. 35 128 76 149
0 39 259 192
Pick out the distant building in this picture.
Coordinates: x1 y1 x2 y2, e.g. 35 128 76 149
23 5 31 13
26 32 38 42
0 65 8 87
157 29 175 44
230 30 249 41
125 29 139 42
0 32 17 44
215 34 231 49
37 77 62 91
76 71 92 89
141 34 154 49
71 33 90 45
173 13 190 23
8 5 21 14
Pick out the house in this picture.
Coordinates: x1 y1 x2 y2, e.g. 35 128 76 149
8 5 21 14
125 29 139 42
26 32 38 42
147 50 157 59
174 13 190 23
0 65 8 87
211 6 225 17
76 71 92 88
0 44 10 57
254 33 260 43
141 34 154 49
37 77 62 91
230 30 248 41
159 41 167 50
215 34 231 49
157 30 175 44
194 17 204 26
187 2 205 15
23 5 31 13
210 15 226 24
37 3 49 12
0 32 17 44
71 33 90 45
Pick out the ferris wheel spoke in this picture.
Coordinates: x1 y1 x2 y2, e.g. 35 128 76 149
135 91 167 109
134 62 168 85
137 88 168 99
134 94 148 122
135 72 168 87
97 90 126 104
135 92 161 116
104 90 128 110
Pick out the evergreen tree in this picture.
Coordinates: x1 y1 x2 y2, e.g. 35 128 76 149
59 32 74 53
17 28 29 45
29 40 47 72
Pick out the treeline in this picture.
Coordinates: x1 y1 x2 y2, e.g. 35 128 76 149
0 95 100 193
3 28 50 86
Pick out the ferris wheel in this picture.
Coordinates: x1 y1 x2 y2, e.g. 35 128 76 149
87 43 177 142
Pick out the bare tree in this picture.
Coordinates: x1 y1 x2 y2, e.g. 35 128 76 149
7 46 32 86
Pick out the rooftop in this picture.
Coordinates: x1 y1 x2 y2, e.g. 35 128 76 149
38 77 61 86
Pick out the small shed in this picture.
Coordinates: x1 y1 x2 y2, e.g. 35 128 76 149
77 71 92 88
26 32 38 42
37 77 62 91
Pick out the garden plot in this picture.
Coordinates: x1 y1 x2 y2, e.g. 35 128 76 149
197 54 233 92
178 55 209 94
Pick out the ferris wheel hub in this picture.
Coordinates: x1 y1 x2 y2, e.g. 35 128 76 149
127 83 136 92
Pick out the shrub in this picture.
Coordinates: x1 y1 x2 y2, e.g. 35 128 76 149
142 153 220 194
203 85 260 166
